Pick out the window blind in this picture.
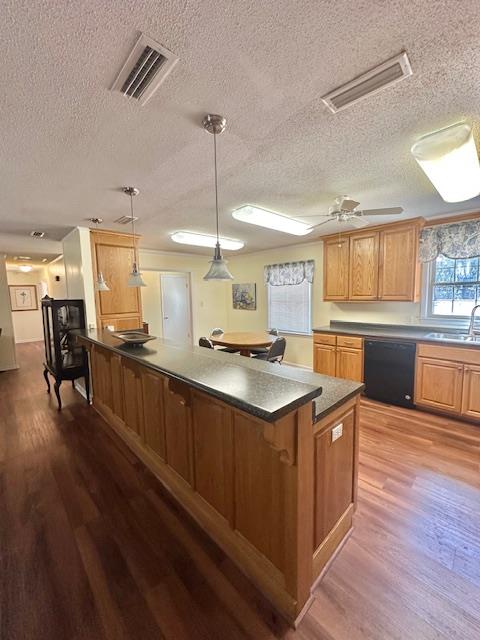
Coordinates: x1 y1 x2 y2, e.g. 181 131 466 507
267 280 311 334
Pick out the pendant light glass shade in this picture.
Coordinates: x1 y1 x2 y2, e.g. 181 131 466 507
203 242 234 281
123 186 147 288
95 271 110 291
127 262 146 287
202 114 236 281
89 218 110 291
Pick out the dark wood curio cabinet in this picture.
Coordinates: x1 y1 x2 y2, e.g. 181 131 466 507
41 297 90 409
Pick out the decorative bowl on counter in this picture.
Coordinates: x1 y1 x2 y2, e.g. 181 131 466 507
111 330 156 347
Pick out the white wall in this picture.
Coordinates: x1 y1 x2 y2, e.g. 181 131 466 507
46 257 67 298
227 240 421 367
63 228 96 327
140 250 228 343
0 258 18 370
7 271 45 343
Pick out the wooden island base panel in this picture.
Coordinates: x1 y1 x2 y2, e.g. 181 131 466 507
79 331 363 626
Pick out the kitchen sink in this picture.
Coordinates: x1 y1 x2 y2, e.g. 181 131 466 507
425 332 480 342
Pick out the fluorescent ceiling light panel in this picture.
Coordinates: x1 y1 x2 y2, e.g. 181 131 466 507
411 122 480 203
232 205 313 236
171 231 244 251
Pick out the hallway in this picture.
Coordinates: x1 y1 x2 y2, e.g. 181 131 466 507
1 343 480 639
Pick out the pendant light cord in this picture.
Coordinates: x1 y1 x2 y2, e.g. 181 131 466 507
130 193 138 266
213 131 220 244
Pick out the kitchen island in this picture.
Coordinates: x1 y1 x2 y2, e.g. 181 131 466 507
78 330 363 626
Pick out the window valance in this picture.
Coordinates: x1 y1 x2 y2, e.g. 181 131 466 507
419 219 480 262
264 260 315 286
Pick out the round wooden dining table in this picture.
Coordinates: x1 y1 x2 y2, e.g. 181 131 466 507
210 331 275 357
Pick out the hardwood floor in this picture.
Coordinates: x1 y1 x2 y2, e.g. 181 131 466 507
1 342 480 639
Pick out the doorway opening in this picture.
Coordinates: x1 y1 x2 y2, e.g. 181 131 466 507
141 271 193 345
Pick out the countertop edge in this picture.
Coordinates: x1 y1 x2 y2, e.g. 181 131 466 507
79 334 331 423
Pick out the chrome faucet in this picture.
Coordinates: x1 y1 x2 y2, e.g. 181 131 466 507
468 304 480 337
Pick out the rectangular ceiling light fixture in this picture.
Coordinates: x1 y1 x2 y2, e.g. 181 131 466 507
232 205 313 236
411 121 480 202
111 33 179 105
321 52 412 113
171 231 244 251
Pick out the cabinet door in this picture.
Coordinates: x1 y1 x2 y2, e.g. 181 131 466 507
323 238 349 300
314 407 355 547
461 365 480 419
142 370 166 460
95 243 141 317
379 225 418 301
92 346 113 411
349 231 379 300
313 344 337 376
164 379 193 485
336 347 363 382
415 357 463 414
121 359 144 438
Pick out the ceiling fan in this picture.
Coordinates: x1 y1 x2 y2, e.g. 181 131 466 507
300 196 404 230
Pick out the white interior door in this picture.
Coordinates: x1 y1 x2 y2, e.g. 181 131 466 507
160 274 193 344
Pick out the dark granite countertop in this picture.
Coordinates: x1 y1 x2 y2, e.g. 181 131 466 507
80 330 363 423
313 321 480 347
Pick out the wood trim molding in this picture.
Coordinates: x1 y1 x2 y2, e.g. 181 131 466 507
424 210 480 227
319 216 425 240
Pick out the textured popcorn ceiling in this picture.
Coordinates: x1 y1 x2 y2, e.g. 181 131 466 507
1 0 480 255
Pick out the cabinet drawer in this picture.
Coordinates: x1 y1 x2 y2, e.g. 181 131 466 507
337 335 363 349
417 342 480 366
313 333 337 346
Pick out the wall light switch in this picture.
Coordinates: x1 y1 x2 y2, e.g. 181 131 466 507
331 423 343 443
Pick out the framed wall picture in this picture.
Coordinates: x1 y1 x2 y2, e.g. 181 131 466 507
232 283 256 310
9 285 38 311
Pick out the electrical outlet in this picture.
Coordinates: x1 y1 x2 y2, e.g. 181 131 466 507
331 423 343 443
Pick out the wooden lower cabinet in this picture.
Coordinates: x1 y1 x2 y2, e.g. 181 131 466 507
313 334 363 382
84 340 362 626
461 365 480 419
336 347 363 382
313 343 337 377
415 344 480 421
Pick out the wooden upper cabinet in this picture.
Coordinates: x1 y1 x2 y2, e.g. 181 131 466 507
323 238 349 300
322 219 423 302
91 230 142 330
379 224 420 301
348 231 380 300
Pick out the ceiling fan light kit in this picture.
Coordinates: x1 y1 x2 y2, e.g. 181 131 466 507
202 114 235 281
411 121 480 203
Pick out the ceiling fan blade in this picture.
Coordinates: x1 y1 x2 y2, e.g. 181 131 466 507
308 218 336 230
349 216 370 228
340 198 360 212
360 207 404 216
295 213 330 219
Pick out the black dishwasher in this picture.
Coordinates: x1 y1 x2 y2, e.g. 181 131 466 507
364 340 416 408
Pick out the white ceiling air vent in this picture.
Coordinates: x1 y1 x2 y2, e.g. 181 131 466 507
111 33 179 105
30 231 45 238
114 215 138 225
321 52 412 113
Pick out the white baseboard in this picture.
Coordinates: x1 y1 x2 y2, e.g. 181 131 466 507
283 360 312 371
15 338 44 344
0 364 20 371
74 380 89 401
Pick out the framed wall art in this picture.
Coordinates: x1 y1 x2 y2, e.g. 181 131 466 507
9 285 38 311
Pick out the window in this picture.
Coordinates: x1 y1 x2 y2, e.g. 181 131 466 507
267 280 312 334
429 254 480 317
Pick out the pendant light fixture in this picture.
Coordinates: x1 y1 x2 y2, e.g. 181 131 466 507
123 187 146 287
89 218 110 291
202 114 234 281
